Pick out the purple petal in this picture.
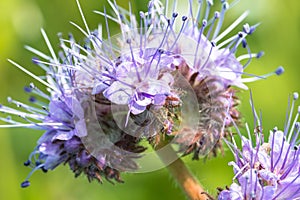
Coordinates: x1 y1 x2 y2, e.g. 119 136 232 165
71 97 84 118
129 100 146 115
103 81 132 105
261 186 276 199
75 119 87 137
52 130 75 141
92 83 108 95
153 94 166 105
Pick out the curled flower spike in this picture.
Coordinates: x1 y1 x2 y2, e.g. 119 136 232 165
218 92 300 200
0 0 284 188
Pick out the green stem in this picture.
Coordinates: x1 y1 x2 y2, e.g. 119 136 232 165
154 140 212 200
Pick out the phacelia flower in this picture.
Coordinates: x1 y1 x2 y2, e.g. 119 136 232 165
218 92 300 200
1 30 145 187
0 0 284 187
84 0 283 158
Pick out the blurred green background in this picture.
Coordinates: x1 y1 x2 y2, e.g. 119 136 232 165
0 0 299 199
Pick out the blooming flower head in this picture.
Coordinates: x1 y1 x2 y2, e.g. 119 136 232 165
73 0 283 159
218 92 300 200
0 0 284 187
1 31 145 187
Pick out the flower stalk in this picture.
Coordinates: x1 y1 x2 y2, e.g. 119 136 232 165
154 139 211 200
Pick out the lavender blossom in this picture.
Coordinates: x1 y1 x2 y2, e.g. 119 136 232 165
72 0 283 159
1 31 144 187
218 92 300 200
0 0 284 187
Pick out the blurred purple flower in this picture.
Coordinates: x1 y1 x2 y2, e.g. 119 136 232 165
219 92 300 200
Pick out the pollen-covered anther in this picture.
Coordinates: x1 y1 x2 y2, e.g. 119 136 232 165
275 66 285 75
256 51 264 58
21 180 30 188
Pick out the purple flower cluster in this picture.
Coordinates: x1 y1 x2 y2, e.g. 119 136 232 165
0 0 284 187
81 0 283 158
219 93 300 199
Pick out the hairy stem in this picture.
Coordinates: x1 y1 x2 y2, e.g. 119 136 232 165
154 140 212 200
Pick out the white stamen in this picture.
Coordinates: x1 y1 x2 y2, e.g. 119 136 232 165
76 0 91 35
93 11 119 23
25 46 52 61
213 10 249 43
41 29 58 63
7 59 59 92
232 163 250 181
70 21 89 38
217 34 237 48
237 53 259 61
0 106 44 120
288 112 299 142
107 0 125 39
0 122 63 128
